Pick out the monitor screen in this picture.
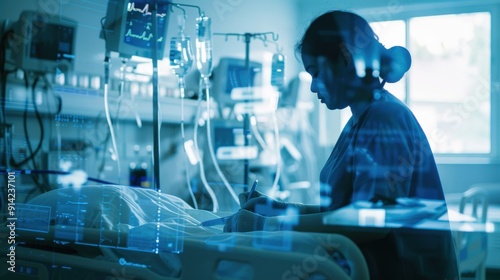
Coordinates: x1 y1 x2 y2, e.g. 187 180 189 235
29 23 75 62
10 10 77 74
212 57 262 108
211 119 258 160
123 0 169 50
102 0 171 59
225 64 259 94
214 123 244 149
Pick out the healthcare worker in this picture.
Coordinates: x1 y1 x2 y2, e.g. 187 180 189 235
224 10 459 280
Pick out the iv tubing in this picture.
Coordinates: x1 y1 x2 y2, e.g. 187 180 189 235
250 116 268 150
270 99 282 194
192 79 220 212
103 57 121 183
179 78 200 210
203 77 239 205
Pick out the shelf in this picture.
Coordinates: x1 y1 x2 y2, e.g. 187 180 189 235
5 81 204 123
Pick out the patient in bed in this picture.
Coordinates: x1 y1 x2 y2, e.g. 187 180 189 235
23 184 368 279
222 10 459 280
27 184 221 235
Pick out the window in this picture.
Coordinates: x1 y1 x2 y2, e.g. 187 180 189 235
409 13 491 154
352 9 492 156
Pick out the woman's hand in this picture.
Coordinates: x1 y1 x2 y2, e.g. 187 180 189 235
239 190 289 215
223 209 266 232
238 189 266 207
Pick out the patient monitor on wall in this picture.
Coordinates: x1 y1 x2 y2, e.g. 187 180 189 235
210 119 258 161
7 10 77 74
211 57 263 109
100 0 172 59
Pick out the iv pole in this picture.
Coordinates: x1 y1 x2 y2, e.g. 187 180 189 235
149 1 202 191
214 31 279 191
150 1 161 191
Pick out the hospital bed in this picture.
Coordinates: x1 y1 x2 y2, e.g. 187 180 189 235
0 184 369 280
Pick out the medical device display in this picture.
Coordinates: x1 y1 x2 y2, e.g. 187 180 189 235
211 119 258 160
9 10 77 74
211 57 262 108
101 0 172 58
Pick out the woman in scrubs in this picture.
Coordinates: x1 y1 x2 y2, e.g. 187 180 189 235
224 10 459 280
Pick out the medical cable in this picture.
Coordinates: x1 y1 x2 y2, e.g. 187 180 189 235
99 17 121 183
103 54 121 184
8 70 35 168
178 73 192 208
169 11 215 210
26 74 48 193
200 180 258 226
24 75 44 171
94 98 122 180
180 80 199 210
193 83 219 212
118 58 142 128
249 115 268 150
196 14 239 208
270 99 282 195
179 87 197 210
181 84 197 210
7 73 50 197
191 15 220 211
201 77 239 206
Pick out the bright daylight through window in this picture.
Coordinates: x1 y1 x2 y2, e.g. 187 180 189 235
368 12 491 154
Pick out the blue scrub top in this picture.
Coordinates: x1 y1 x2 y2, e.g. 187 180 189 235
318 90 459 280
319 90 445 211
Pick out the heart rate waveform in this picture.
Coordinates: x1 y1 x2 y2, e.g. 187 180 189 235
123 1 169 49
125 28 164 43
127 2 168 18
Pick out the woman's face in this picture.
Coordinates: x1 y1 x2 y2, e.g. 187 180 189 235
302 52 355 110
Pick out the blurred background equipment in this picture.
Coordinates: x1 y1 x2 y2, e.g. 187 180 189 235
8 10 77 74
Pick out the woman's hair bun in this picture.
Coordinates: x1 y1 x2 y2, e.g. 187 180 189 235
380 46 412 83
